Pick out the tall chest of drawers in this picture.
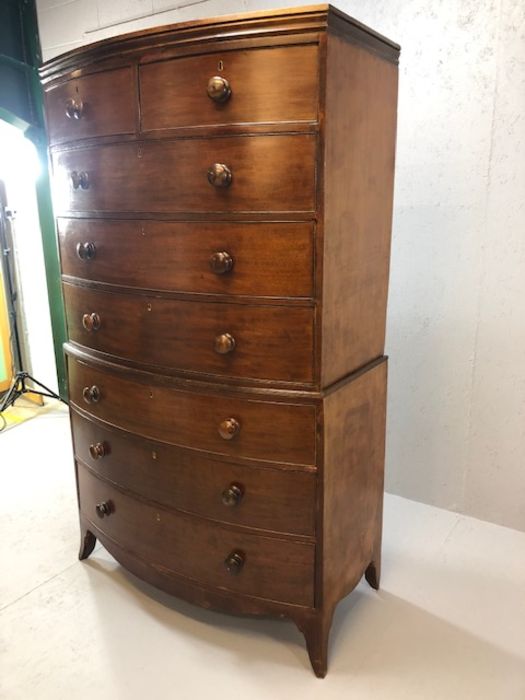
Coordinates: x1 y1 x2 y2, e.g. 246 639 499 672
41 5 399 677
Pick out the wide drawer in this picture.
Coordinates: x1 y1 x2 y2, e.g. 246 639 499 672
58 219 314 298
45 67 136 145
63 283 314 383
68 355 317 467
78 464 314 606
72 410 316 536
51 135 316 214
140 45 318 131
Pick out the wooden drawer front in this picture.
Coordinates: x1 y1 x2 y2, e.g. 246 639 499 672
68 357 316 467
52 135 316 214
64 284 314 383
58 219 314 298
72 411 316 536
45 68 135 145
78 464 314 605
140 45 318 131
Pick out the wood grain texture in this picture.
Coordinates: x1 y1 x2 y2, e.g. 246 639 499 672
78 463 315 605
52 134 316 215
140 44 319 131
44 67 136 145
79 512 318 620
71 409 316 536
322 359 387 611
67 354 317 467
41 5 399 677
58 218 314 298
39 5 399 85
63 282 314 383
320 32 398 386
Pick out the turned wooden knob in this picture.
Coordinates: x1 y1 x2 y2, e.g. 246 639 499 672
218 417 240 440
82 385 100 404
95 501 112 518
221 483 244 507
207 163 232 188
82 312 101 332
224 550 245 575
89 442 108 459
207 76 231 103
65 98 84 120
76 241 96 261
209 251 233 274
214 333 235 355
70 170 90 190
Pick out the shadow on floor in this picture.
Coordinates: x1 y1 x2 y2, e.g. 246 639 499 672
83 552 525 695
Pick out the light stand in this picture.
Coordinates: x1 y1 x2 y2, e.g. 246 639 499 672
0 181 64 428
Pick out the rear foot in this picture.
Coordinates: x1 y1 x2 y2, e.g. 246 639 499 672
79 526 96 560
365 559 380 590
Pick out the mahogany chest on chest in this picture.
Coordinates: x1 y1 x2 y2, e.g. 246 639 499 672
41 4 399 676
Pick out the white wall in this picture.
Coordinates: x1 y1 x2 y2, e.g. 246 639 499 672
0 121 58 395
36 0 525 531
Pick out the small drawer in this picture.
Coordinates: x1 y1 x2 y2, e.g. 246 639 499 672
68 355 317 467
51 134 316 214
63 283 314 383
72 410 316 536
78 464 315 606
139 44 318 131
44 67 136 145
58 219 314 299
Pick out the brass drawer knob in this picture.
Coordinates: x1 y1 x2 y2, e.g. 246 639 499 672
82 385 100 404
95 501 112 518
89 442 108 460
65 98 84 120
225 550 245 575
76 241 96 261
70 170 90 190
207 163 232 188
218 417 240 440
82 312 101 332
221 483 244 507
209 251 233 275
214 333 235 355
207 76 231 103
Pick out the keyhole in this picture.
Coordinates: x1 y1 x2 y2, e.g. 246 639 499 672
217 60 224 71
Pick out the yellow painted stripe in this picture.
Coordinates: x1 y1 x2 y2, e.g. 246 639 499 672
0 265 13 393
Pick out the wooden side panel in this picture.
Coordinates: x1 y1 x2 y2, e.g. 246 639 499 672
321 360 387 610
321 33 398 386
